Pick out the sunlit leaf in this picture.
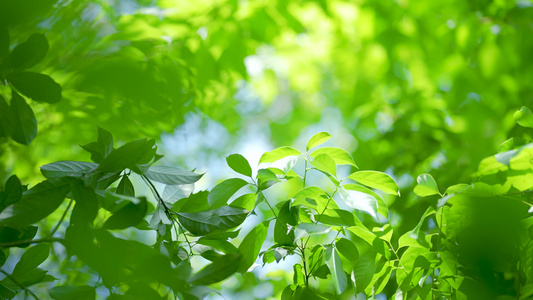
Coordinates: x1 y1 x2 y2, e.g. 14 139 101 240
144 166 203 185
229 193 256 211
259 146 301 164
226 154 252 177
189 253 241 285
208 178 248 208
294 223 330 240
306 132 332 151
335 238 359 261
40 161 97 179
238 221 268 272
353 250 377 293
310 153 337 177
311 147 357 167
514 106 533 128
413 173 440 197
347 170 399 195
339 185 379 220
325 246 347 294
177 206 248 236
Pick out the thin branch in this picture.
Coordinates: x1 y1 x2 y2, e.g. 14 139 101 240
49 199 73 237
0 238 62 248
0 269 39 300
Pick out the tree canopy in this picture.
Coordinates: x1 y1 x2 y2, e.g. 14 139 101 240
1 0 533 299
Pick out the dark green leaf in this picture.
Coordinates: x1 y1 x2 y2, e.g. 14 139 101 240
7 33 48 70
70 180 98 227
144 165 203 185
189 253 241 285
0 250 4 268
96 139 154 173
207 178 248 208
7 72 61 103
103 197 147 230
0 283 15 298
226 154 252 177
0 95 13 138
97 127 114 157
11 244 49 277
347 170 399 196
325 246 347 294
40 161 97 179
414 173 440 197
336 238 359 261
116 175 134 197
259 146 301 164
311 147 357 167
1 178 70 227
0 25 8 59
0 175 22 214
238 221 268 272
0 226 37 248
177 206 248 236
353 250 377 293
306 132 332 151
9 90 36 145
49 285 96 300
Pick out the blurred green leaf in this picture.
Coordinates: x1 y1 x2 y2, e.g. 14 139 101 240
177 206 248 236
7 72 61 103
189 253 241 285
7 33 48 70
0 95 13 138
226 154 252 177
103 197 147 230
49 285 96 300
9 90 36 145
514 106 533 128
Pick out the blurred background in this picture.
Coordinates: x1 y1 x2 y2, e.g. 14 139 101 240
1 0 533 298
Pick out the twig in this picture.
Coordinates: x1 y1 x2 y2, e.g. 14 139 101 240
49 199 73 237
0 238 62 248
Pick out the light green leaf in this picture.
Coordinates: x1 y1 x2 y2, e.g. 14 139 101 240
306 132 332 151
398 207 436 249
310 153 337 177
259 146 301 164
238 222 268 272
208 178 248 208
347 170 399 195
103 197 147 230
311 147 357 167
226 154 252 177
41 161 97 179
339 185 379 220
343 183 388 219
294 223 331 240
189 253 241 285
293 264 306 286
414 173 440 197
1 178 71 227
325 246 347 294
144 165 203 185
257 168 280 190
177 206 248 236
353 250 377 293
12 244 49 277
10 90 36 145
49 285 96 300
229 193 256 211
162 184 193 203
514 106 533 128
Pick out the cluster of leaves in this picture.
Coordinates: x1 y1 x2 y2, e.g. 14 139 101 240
0 27 62 145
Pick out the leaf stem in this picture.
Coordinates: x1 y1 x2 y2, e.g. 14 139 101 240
0 238 62 248
0 269 39 299
49 199 73 237
299 241 309 286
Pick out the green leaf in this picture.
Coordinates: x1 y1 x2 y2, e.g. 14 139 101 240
259 146 301 164
162 184 193 203
0 25 8 59
325 246 347 294
353 250 377 294
1 178 70 227
207 178 248 208
347 170 399 196
12 244 49 277
80 128 114 163
336 238 359 261
398 206 436 249
40 161 98 179
344 183 388 219
229 193 256 211
226 154 252 177
0 175 22 214
257 168 280 190
310 153 337 177
0 283 15 299
177 206 248 236
0 95 13 138
7 33 48 70
306 132 332 151
173 190 209 213
144 165 203 185
49 285 96 300
70 180 98 227
0 225 37 247
293 264 306 286
339 185 379 220
274 200 298 246
96 139 154 173
514 106 533 128
10 90 36 145
311 147 357 167
414 173 440 197
116 175 134 197
294 223 331 240
7 72 61 103
189 253 241 285
238 221 268 272
103 197 147 230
